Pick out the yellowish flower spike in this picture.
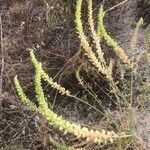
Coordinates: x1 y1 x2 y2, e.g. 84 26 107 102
29 49 71 96
88 0 105 66
75 0 113 81
14 75 36 110
130 18 143 53
75 0 102 71
97 5 131 67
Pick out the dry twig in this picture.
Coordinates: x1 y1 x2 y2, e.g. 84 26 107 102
0 14 4 101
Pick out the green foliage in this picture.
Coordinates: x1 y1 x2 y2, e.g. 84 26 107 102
14 75 36 110
49 137 76 150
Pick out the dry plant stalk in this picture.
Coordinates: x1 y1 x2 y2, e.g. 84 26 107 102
0 15 4 102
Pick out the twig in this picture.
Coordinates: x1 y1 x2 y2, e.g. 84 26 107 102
106 0 128 12
0 14 4 100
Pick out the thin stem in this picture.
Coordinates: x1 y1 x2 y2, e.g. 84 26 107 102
70 95 104 115
0 15 4 96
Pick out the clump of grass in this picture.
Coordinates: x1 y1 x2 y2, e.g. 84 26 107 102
14 50 129 147
14 0 149 149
